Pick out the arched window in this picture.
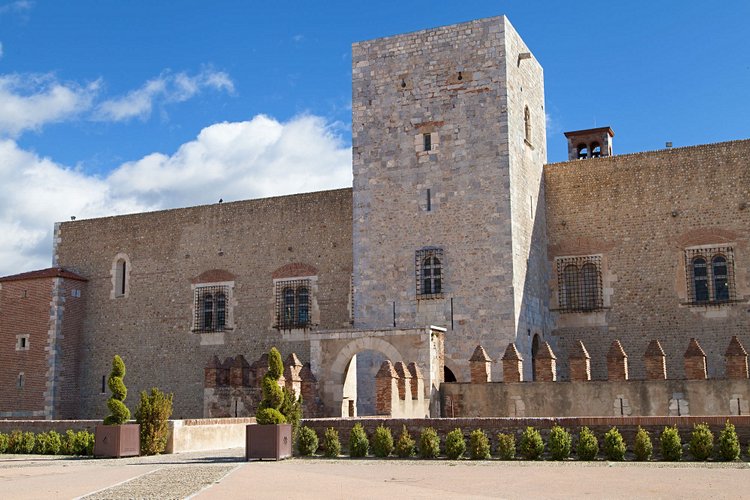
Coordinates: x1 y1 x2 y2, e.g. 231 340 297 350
202 294 213 330
691 257 709 302
283 287 296 325
577 143 588 159
297 287 309 324
591 142 602 158
712 255 729 302
216 292 226 329
112 254 130 298
580 263 600 311
524 106 532 144
562 264 579 310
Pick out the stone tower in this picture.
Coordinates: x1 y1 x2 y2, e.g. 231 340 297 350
352 16 549 381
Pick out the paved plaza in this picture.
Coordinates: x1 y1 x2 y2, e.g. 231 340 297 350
1 449 749 499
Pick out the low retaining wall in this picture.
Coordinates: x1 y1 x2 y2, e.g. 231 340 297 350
301 416 750 450
0 418 255 454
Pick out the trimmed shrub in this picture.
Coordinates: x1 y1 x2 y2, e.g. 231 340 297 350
689 423 714 461
372 425 394 458
61 430 94 456
519 426 544 460
256 348 287 425
576 426 598 461
603 427 626 461
660 426 682 461
297 426 319 456
321 427 341 458
419 427 440 459
104 355 131 425
349 423 369 457
469 429 491 460
395 425 416 458
34 431 62 455
0 433 8 454
633 426 653 461
445 428 466 460
717 421 740 461
9 430 35 454
548 425 572 460
135 388 173 455
280 387 303 440
496 433 516 460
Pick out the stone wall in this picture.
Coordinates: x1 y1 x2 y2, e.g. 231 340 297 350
352 16 547 382
54 189 353 418
545 139 750 380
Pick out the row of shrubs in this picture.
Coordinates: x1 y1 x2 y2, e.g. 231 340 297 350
296 421 744 461
0 430 95 456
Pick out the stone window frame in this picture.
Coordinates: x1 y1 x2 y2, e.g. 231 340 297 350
416 247 444 299
555 255 603 313
110 253 131 299
15 334 30 351
684 245 737 306
274 277 317 330
415 131 439 155
191 281 235 333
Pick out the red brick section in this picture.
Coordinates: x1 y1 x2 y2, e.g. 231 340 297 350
301 415 750 451
271 262 319 280
568 340 591 382
644 339 667 380
725 336 749 380
406 362 421 400
469 345 492 383
230 355 250 387
393 362 411 400
534 341 557 382
501 343 524 382
606 340 629 381
684 338 708 380
375 361 398 415
190 269 236 284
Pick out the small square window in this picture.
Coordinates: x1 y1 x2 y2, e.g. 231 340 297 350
16 334 30 351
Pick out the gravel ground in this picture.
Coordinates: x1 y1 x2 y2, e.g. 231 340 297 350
81 464 237 500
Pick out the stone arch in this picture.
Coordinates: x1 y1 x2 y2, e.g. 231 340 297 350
330 337 404 381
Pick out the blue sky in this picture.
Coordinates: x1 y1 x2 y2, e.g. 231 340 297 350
1 1 749 276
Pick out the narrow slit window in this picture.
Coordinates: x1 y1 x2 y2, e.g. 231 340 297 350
423 133 432 152
426 189 431 211
524 106 532 144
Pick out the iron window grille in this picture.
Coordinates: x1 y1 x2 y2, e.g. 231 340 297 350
556 255 603 313
193 285 228 333
685 246 736 305
416 248 443 299
275 279 312 329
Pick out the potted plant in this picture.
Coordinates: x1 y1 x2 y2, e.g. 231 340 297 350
94 355 140 457
246 347 293 460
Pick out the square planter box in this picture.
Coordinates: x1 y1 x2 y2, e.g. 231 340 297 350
94 424 141 458
246 423 292 461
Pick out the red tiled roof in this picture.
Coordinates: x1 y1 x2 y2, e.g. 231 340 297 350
0 267 87 282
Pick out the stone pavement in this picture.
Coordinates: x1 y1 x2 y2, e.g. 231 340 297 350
1 450 749 499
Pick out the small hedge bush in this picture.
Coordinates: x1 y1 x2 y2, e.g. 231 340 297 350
322 427 341 458
660 426 682 461
548 425 572 460
349 423 369 457
34 431 62 455
689 423 714 461
469 429 491 460
0 433 8 454
395 425 415 458
419 427 440 459
633 426 653 461
576 427 598 461
297 426 319 456
135 387 173 456
717 421 740 461
496 433 516 460
445 428 466 460
603 427 626 461
9 430 35 454
519 427 544 460
372 425 394 458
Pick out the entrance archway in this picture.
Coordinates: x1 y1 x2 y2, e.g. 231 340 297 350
342 350 390 416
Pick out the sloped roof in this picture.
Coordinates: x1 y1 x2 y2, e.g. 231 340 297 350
0 267 87 283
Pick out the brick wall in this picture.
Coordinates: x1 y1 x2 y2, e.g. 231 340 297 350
55 189 353 418
545 139 750 380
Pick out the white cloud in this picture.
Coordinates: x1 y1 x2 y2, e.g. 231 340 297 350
0 114 352 277
0 1 33 16
94 69 234 122
0 73 98 136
